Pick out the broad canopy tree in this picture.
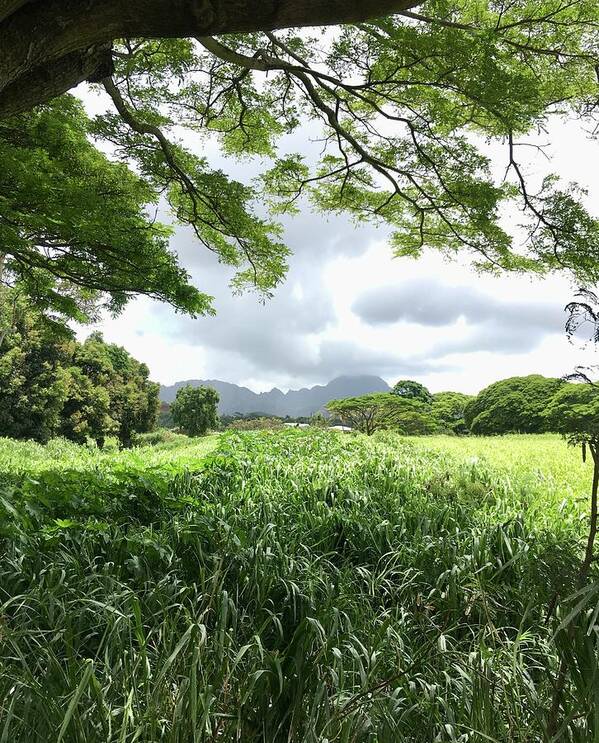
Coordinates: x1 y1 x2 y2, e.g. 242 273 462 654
431 391 472 434
464 375 565 435
392 380 433 404
326 392 433 435
1 0 599 322
327 386 471 435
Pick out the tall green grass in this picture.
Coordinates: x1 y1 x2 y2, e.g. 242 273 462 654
0 430 596 741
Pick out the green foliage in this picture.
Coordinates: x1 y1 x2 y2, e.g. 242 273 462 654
91 6 599 295
0 297 72 442
465 375 565 434
0 97 210 320
4 4 599 320
392 379 433 403
309 411 328 428
171 385 220 437
544 382 599 446
408 432 595 512
0 430 596 739
158 404 174 429
0 304 159 446
330 387 472 437
67 332 160 447
58 365 114 446
327 392 433 435
394 406 439 435
431 391 473 434
132 428 190 448
227 416 284 431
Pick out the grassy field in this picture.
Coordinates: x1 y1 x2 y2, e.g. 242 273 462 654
408 433 591 500
0 432 220 477
403 433 593 535
0 430 597 741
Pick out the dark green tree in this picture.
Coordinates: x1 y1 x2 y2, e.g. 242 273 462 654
394 407 439 435
0 303 159 446
73 333 160 447
58 366 115 446
310 412 328 428
0 98 212 322
0 296 71 442
392 380 433 404
171 385 220 437
431 391 473 434
464 375 564 435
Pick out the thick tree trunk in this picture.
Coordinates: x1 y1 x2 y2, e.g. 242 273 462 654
0 0 418 118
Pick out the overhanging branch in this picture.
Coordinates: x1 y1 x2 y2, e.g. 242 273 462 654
0 0 420 117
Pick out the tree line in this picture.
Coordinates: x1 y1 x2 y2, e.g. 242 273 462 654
326 375 585 436
164 374 585 439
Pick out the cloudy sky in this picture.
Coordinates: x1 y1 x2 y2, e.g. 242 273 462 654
80 88 599 394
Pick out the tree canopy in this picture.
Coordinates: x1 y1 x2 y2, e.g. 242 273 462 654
0 97 213 322
1 1 599 318
328 387 475 435
0 298 71 442
392 380 433 404
464 375 565 435
326 392 432 435
544 380 599 447
69 332 160 447
431 391 472 434
171 385 220 436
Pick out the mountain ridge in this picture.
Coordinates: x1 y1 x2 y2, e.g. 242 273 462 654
160 375 390 417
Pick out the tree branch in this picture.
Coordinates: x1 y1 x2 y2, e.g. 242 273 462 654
196 36 268 72
0 46 113 118
0 0 419 117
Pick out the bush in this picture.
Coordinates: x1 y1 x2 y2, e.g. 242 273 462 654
227 416 284 430
133 428 189 448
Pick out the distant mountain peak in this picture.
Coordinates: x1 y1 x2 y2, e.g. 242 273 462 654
160 375 390 417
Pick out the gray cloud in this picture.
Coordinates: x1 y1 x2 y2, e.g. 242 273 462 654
148 215 420 386
297 340 452 381
87 87 587 390
352 279 566 355
353 280 564 330
170 202 380 276
435 325 540 356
